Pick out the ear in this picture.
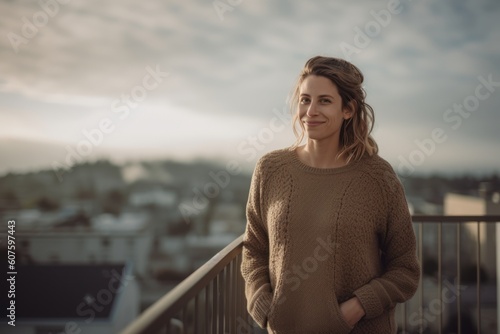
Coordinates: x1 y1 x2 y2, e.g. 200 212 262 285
343 100 356 120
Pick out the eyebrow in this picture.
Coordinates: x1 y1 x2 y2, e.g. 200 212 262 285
299 94 335 99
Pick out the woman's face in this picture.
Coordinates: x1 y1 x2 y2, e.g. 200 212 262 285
298 75 353 143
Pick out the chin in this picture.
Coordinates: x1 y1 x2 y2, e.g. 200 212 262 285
304 132 338 142
304 134 323 141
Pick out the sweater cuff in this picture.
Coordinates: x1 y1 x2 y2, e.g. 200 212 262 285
353 281 386 319
248 284 273 328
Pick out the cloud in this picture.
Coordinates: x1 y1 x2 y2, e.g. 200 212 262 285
0 0 498 175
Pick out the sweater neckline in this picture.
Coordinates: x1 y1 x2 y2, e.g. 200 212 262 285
287 147 367 174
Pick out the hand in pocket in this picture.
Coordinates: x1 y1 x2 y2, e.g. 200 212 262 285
339 297 365 328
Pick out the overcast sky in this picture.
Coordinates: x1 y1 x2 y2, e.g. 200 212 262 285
1 0 499 176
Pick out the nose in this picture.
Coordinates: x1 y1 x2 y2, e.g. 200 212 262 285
306 101 318 117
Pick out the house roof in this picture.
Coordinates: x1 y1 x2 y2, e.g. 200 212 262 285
1 263 128 320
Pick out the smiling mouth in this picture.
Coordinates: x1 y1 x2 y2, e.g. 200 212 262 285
304 121 325 126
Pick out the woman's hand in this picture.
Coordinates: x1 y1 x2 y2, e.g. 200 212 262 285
339 297 366 328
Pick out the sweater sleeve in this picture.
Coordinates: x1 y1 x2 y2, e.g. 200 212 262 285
240 160 273 328
353 168 420 319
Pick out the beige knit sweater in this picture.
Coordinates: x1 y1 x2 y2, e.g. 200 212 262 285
241 148 420 334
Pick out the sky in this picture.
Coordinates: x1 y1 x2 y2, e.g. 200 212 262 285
0 0 499 177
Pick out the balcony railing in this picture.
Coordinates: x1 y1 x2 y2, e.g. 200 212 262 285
122 215 500 334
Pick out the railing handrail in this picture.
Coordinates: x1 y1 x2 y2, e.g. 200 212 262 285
121 215 500 334
122 235 244 334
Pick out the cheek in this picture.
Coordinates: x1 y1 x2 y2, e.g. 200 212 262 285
297 106 307 118
327 107 343 119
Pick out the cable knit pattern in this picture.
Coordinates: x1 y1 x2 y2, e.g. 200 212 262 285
240 148 420 334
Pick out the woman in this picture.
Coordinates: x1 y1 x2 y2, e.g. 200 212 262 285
240 56 420 333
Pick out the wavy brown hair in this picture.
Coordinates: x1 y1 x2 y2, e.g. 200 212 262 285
290 56 378 163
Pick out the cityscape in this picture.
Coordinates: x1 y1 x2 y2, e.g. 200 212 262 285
0 158 499 332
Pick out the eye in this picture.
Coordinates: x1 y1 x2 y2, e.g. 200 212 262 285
299 97 310 104
320 98 332 104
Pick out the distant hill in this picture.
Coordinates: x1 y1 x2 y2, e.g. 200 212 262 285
0 158 252 213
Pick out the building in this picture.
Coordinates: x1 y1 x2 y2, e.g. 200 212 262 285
0 263 138 334
12 209 154 278
444 185 500 280
444 183 500 332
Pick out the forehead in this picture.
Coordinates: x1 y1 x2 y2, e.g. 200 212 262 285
299 75 340 96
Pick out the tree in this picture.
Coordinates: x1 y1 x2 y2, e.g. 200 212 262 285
102 189 127 216
0 190 21 212
37 196 60 212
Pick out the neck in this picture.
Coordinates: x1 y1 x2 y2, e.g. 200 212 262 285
298 139 347 168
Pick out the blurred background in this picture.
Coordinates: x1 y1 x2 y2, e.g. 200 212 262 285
0 0 499 333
